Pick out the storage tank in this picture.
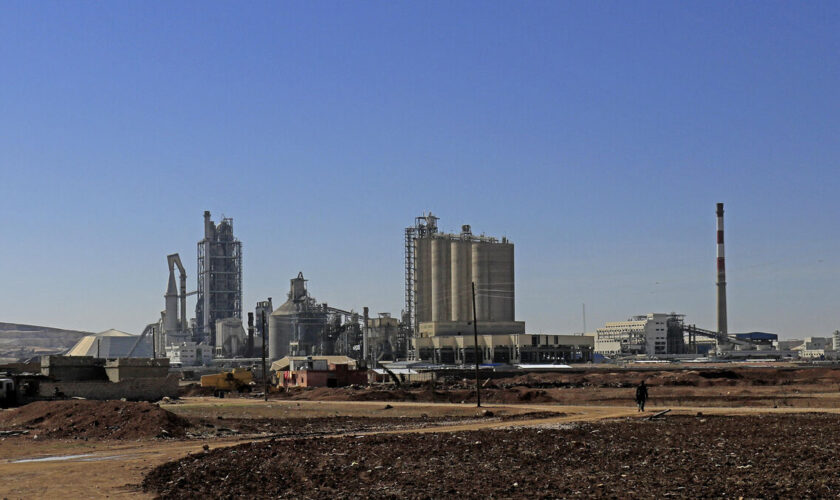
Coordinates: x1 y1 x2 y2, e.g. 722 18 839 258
471 242 491 321
268 301 296 361
486 240 514 322
431 237 452 323
268 273 329 360
414 237 433 325
450 239 472 322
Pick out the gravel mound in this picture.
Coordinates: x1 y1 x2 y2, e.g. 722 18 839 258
143 413 840 498
0 400 190 439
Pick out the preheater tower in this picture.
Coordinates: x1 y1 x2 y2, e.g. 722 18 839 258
716 203 728 335
196 211 242 345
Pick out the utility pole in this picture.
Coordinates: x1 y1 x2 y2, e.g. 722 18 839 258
261 311 268 402
363 307 369 368
471 281 481 408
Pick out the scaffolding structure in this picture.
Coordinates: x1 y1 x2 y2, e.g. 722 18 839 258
404 214 438 337
196 212 242 345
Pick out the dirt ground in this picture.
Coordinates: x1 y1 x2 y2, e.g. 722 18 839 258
0 400 190 439
4 366 840 498
268 366 840 407
143 413 840 499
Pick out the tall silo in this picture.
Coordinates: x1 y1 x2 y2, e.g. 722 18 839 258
431 237 452 323
450 238 472 322
486 239 515 322
471 241 492 321
414 237 433 325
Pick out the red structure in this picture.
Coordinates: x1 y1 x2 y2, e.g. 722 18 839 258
281 363 367 388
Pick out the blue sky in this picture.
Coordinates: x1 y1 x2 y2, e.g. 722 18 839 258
1 2 838 338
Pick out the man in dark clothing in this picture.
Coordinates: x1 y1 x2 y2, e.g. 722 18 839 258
635 381 648 412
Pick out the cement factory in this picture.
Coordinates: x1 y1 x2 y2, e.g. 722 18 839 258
5 202 837 397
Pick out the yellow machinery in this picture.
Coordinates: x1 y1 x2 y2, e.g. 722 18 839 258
200 368 255 397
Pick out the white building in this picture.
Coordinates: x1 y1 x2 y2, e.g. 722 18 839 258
595 313 673 356
792 336 836 359
165 341 213 367
215 318 247 358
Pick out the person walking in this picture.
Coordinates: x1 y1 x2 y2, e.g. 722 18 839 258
635 380 648 412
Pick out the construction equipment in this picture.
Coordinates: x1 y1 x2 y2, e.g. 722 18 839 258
200 368 255 397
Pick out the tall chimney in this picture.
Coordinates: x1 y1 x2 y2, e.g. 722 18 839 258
716 203 728 335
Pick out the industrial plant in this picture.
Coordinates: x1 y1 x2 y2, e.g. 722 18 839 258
58 203 834 372
4 202 837 391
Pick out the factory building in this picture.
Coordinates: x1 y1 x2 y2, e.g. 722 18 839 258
66 329 153 358
140 252 212 365
415 333 593 364
366 313 400 362
268 273 329 360
214 318 247 358
595 313 685 356
405 213 525 361
196 211 242 345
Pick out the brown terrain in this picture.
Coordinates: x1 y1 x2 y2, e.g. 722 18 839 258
1 365 840 499
143 413 840 499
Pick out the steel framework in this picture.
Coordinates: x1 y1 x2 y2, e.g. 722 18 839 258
196 216 242 345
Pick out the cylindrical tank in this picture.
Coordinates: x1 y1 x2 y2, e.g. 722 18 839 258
414 237 433 326
471 242 491 322
450 239 472 322
431 237 452 323
268 303 295 361
487 241 515 322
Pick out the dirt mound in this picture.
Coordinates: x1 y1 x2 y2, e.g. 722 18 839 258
0 400 190 439
143 413 840 499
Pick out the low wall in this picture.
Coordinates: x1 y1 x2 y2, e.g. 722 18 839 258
105 358 170 382
41 355 107 381
38 373 180 401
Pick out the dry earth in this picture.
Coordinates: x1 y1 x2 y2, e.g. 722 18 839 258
144 413 840 499
4 366 840 498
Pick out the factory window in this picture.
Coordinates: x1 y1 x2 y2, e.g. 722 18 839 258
532 336 539 346
554 336 559 344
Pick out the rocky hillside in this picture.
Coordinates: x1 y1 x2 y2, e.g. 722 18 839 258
0 322 91 362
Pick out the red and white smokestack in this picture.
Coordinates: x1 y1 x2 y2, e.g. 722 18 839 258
716 203 728 335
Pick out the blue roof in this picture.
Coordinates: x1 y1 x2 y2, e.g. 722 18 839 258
734 332 778 341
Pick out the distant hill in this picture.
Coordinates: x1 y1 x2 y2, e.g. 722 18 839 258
0 322 92 363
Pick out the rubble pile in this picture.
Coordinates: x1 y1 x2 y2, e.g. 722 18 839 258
0 400 190 439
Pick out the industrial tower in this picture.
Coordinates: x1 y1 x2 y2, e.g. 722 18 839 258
196 211 242 344
716 203 728 336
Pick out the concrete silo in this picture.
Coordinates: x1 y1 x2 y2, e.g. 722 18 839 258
414 237 433 326
486 238 514 322
431 237 452 323
449 236 473 323
405 213 524 361
268 272 328 361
